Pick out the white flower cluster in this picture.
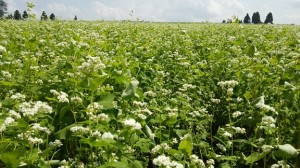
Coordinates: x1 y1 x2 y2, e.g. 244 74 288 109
231 126 246 134
255 96 276 113
144 91 157 97
232 111 243 118
87 102 103 113
89 113 109 122
31 123 51 135
77 55 106 74
101 132 114 140
261 116 276 128
271 160 290 168
0 45 6 53
211 98 221 104
1 71 12 79
9 110 21 119
70 126 90 134
189 108 208 117
132 101 147 107
189 155 205 167
123 118 142 130
153 155 184 168
179 84 196 91
71 96 83 104
0 117 16 132
216 143 227 152
10 93 26 101
50 90 69 103
19 101 53 116
206 159 215 168
217 80 238 88
28 137 44 145
49 140 63 148
151 143 171 154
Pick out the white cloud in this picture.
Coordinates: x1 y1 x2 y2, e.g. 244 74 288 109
47 3 79 19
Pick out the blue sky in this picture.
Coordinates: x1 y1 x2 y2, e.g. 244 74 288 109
5 0 300 24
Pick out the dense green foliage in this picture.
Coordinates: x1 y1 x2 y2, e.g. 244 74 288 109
243 13 251 24
252 12 262 24
264 12 274 24
13 10 21 20
0 0 7 17
0 20 299 167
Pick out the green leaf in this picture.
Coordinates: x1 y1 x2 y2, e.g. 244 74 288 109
0 81 18 86
0 147 26 168
178 135 193 155
245 151 270 164
273 144 298 159
99 94 115 109
129 160 143 168
121 80 140 98
247 45 256 56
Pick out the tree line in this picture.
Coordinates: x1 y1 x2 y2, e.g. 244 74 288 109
223 12 273 24
0 0 77 21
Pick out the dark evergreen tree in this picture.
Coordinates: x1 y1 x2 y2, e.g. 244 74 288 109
243 13 251 23
222 20 226 23
14 10 21 20
264 12 273 24
252 12 261 24
22 10 28 19
74 15 77 20
40 11 48 21
49 13 55 20
0 0 7 17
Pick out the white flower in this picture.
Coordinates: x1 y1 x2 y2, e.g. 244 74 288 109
91 130 101 138
206 159 215 165
0 45 6 53
10 93 26 101
217 80 238 88
28 137 44 144
102 132 114 140
151 143 171 154
123 118 142 130
70 126 89 134
132 101 147 107
87 102 103 113
2 71 12 79
223 131 232 138
31 123 51 135
227 88 234 96
211 98 221 104
144 91 157 97
261 116 276 126
49 140 63 148
9 110 21 119
232 111 243 118
232 127 246 134
216 143 227 152
71 96 83 104
153 155 171 167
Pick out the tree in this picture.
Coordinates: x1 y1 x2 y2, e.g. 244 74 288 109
252 12 261 24
40 11 48 21
222 20 226 23
74 15 77 20
243 13 251 23
49 13 55 20
0 0 7 17
264 12 273 24
14 10 21 20
22 10 28 19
